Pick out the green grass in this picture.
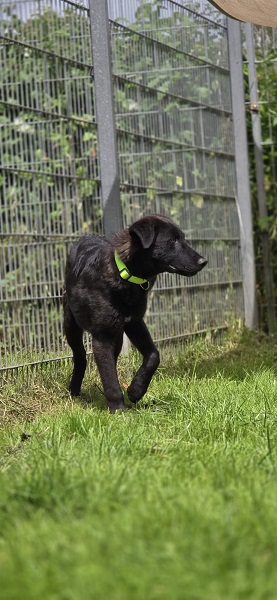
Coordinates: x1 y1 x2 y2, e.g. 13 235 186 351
1 328 277 599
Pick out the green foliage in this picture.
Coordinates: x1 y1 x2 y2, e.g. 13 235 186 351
244 29 277 328
0 6 100 238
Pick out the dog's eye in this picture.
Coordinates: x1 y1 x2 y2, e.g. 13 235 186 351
171 237 179 244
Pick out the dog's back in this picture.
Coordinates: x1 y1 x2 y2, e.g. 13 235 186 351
66 235 108 281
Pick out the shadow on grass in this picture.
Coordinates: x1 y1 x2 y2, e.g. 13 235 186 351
1 328 276 428
68 329 277 403
161 328 277 382
72 385 107 412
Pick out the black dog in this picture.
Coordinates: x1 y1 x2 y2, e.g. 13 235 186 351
63 214 207 412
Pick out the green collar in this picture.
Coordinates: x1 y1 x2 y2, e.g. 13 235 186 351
114 251 149 289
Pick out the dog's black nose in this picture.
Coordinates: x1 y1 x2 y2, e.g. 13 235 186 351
197 257 208 267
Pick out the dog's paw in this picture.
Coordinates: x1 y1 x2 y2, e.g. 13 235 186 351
107 401 127 414
69 385 81 397
127 385 142 404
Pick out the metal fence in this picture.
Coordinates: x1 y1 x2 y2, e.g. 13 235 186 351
0 0 246 372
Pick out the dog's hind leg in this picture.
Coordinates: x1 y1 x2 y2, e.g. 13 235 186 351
64 302 87 396
124 320 160 404
91 333 126 413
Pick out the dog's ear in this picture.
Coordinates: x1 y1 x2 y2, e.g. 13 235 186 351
129 220 155 249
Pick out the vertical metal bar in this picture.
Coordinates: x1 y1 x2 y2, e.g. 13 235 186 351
88 0 123 239
227 18 258 329
245 23 276 333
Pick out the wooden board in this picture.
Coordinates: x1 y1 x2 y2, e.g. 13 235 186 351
209 0 277 27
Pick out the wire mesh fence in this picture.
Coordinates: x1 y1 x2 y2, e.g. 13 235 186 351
0 0 244 372
109 0 243 341
0 0 100 368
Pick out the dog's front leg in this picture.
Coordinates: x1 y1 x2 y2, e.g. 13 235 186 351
92 335 126 413
124 320 160 404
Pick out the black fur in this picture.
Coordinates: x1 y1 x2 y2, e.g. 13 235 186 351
64 214 207 412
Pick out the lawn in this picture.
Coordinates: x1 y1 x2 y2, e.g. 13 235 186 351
1 328 277 600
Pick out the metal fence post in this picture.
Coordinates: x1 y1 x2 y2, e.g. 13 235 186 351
244 23 276 333
227 18 258 329
88 0 123 239
88 0 129 354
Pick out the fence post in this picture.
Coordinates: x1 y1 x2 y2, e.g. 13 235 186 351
88 0 123 239
244 23 276 333
227 18 258 329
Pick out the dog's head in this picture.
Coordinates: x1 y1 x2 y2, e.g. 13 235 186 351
129 215 207 277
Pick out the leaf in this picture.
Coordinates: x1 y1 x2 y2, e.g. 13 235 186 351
83 132 95 142
191 195 204 209
258 216 269 232
147 188 156 201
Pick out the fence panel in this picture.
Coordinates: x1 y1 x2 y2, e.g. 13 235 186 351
0 0 99 368
109 0 244 342
0 0 244 371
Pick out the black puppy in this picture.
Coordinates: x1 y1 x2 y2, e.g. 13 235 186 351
64 214 207 412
